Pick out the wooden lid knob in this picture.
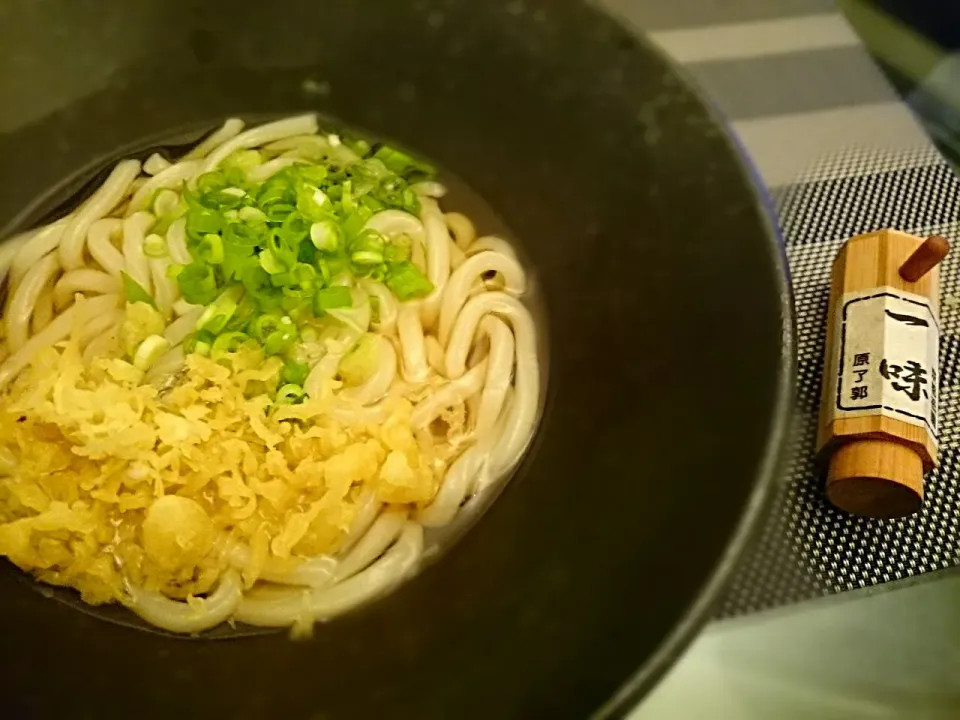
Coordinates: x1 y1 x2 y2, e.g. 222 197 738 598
826 439 923 518
899 235 950 282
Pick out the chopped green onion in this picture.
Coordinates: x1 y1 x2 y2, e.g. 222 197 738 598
177 262 219 305
197 234 225 264
185 206 222 240
226 294 258 331
143 234 168 259
299 165 328 186
207 187 246 210
266 231 298 267
259 248 288 275
240 265 278 307
292 262 317 290
221 250 257 284
360 194 386 213
264 325 298 355
223 149 263 171
257 177 296 208
315 257 331 285
275 383 306 405
196 172 228 195
372 145 436 181
224 220 265 248
297 238 318 266
257 179 294 207
223 167 247 189
238 206 268 224
340 180 356 214
153 189 180 217
366 265 387 283
250 313 283 343
184 329 216 355
351 250 383 265
385 261 433 301
153 208 184 237
384 234 412 263
196 285 244 335
354 157 391 180
212 331 253 356
349 230 386 271
133 335 171 370
281 296 312 319
277 212 311 246
351 229 385 254
282 361 310 386
347 138 372 157
121 149 453 362
401 187 420 214
325 253 352 280
121 271 157 308
313 285 353 313
340 212 367 241
310 220 340 251
264 203 297 223
269 271 294 287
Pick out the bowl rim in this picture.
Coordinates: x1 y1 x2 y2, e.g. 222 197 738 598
592 20 797 719
0 7 798 713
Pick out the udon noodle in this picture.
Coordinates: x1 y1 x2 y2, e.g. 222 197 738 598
0 115 539 634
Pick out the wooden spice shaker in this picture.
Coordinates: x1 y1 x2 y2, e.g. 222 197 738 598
817 230 948 518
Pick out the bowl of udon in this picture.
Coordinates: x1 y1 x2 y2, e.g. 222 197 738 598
0 0 792 717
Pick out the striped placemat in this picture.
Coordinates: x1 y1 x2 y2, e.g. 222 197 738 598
600 0 960 615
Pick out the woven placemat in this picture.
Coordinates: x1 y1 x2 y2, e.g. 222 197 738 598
718 146 960 617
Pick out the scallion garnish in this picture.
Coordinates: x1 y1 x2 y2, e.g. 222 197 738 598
164 138 437 400
211 331 254 357
275 383 306 405
309 220 340 251
282 360 310 386
385 261 434 301
313 286 353 313
197 234 225 264
143 234 169 259
122 271 158 308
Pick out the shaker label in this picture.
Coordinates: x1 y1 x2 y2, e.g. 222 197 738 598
829 286 939 442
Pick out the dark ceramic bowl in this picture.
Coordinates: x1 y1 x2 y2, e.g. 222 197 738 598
0 1 792 717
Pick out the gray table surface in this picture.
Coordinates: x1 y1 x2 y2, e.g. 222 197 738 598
634 572 960 719
602 0 932 189
600 1 960 716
